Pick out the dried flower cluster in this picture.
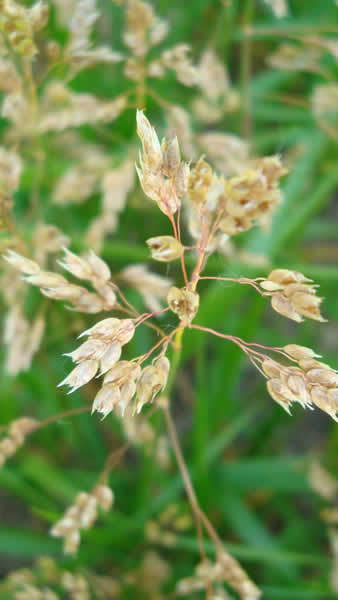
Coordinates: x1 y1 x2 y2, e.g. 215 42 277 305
262 344 338 420
146 503 192 548
177 553 260 600
0 0 337 596
136 110 190 217
0 556 122 599
5 248 116 313
2 223 68 373
123 0 196 86
4 106 337 596
259 269 326 322
50 485 114 554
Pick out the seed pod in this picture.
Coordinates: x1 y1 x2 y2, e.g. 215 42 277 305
146 235 183 262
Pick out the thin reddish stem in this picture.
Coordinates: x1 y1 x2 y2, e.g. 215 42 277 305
135 306 171 327
137 329 176 364
111 283 139 316
177 206 182 243
198 276 266 296
204 207 225 251
169 212 178 240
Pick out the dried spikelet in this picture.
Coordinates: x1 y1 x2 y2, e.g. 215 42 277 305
168 286 200 324
61 572 90 600
309 461 338 501
53 0 77 23
187 157 213 206
262 348 338 421
120 404 156 446
0 0 49 58
0 147 22 232
146 235 184 262
61 318 136 396
53 167 99 206
0 57 21 93
329 529 338 593
283 344 321 361
40 83 127 132
3 306 45 375
176 553 260 599
119 264 172 312
135 355 170 413
4 248 116 313
267 42 322 72
93 359 141 417
0 417 38 468
197 49 230 101
14 584 58 600
86 160 135 252
33 224 69 264
149 44 197 86
136 110 190 215
50 484 114 554
145 504 192 549
225 156 286 221
263 0 288 17
193 49 240 123
66 0 123 69
192 96 225 124
312 83 338 117
166 105 196 159
125 551 170 598
197 132 249 176
52 144 110 206
124 0 156 57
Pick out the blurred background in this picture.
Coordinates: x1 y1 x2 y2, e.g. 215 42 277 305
1 0 338 598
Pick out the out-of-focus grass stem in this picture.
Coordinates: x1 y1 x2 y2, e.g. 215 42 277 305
240 0 254 139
